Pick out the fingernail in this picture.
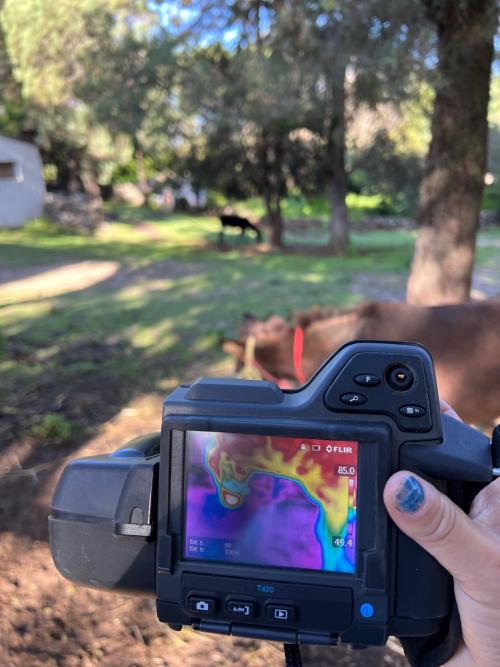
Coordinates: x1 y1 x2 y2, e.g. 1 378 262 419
395 476 425 513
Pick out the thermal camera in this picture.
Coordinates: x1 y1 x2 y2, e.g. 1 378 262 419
49 341 499 666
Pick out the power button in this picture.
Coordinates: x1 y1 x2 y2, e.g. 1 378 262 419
360 603 374 618
355 597 387 622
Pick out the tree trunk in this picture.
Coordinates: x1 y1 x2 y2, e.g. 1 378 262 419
265 194 283 248
260 130 284 248
133 137 148 194
263 179 283 248
406 1 497 305
270 136 284 247
81 172 102 201
59 158 83 194
327 61 350 254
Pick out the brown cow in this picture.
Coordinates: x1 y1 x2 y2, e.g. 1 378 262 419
223 300 500 426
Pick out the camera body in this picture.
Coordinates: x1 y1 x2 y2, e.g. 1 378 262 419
49 341 493 647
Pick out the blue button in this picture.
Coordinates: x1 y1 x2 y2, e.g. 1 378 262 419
360 602 374 618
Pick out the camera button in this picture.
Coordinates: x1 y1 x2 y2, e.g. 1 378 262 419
266 605 296 623
399 405 426 417
340 393 367 406
387 365 415 391
354 374 380 386
188 596 216 615
354 597 388 622
360 602 375 618
227 600 255 617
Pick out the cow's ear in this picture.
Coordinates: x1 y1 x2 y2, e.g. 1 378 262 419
240 313 258 337
222 340 244 358
263 315 289 336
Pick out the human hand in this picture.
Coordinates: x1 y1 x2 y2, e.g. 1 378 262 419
383 401 500 667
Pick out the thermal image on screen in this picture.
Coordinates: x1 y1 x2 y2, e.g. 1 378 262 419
184 431 358 573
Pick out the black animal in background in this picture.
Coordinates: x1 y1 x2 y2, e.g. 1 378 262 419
219 214 262 243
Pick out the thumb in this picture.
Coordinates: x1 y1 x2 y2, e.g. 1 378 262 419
383 471 491 587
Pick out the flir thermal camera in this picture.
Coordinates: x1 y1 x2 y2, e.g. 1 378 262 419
49 342 499 667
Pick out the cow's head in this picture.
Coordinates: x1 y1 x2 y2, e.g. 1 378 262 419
222 313 296 382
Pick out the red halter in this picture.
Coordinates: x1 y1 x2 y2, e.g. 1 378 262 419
292 326 306 385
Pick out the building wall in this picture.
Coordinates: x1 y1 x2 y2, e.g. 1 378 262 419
0 136 46 228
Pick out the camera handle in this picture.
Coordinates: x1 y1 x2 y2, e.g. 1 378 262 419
492 425 500 477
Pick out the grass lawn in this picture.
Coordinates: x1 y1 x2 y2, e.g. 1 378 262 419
1 208 499 448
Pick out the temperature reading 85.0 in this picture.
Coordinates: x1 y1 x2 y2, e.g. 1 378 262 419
336 465 356 476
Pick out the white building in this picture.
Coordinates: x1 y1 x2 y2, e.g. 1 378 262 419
0 136 46 228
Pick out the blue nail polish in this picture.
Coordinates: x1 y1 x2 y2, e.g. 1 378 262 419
395 476 425 513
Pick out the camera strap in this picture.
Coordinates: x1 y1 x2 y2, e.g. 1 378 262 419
284 643 303 667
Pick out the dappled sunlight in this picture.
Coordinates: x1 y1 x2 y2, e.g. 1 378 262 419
112 281 178 301
0 300 53 337
128 321 178 353
95 212 223 250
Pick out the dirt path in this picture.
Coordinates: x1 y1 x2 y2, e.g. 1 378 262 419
0 261 120 303
0 259 209 300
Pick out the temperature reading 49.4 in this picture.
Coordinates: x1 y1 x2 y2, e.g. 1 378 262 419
336 465 356 476
332 536 354 548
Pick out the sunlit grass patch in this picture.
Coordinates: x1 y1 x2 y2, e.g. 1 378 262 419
30 413 75 444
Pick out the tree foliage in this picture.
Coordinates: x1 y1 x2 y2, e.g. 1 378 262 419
0 0 168 190
2 0 130 106
0 0 498 262
165 0 434 247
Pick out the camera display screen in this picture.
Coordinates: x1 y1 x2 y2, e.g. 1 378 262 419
184 431 358 573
